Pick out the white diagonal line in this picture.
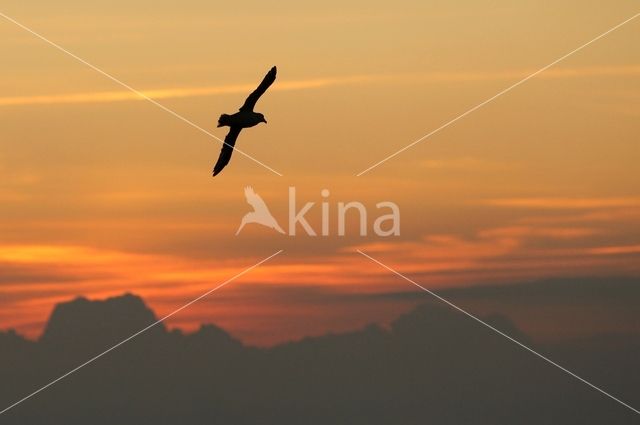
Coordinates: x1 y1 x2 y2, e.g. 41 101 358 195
0 12 283 177
0 249 284 416
357 249 640 415
356 12 640 176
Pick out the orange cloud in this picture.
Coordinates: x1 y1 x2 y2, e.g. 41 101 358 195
588 245 640 255
478 225 599 239
350 217 640 287
483 197 640 209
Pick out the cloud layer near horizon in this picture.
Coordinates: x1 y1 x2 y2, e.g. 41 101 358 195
2 192 639 345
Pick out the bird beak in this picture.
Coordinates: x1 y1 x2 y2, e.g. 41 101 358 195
263 118 268 124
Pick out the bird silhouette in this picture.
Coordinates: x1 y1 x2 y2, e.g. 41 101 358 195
213 66 277 176
236 186 285 235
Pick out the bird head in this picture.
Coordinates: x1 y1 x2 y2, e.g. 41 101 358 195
257 113 267 124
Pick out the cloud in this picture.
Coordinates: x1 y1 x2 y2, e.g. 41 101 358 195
588 245 640 255
1 290 638 424
349 216 640 287
482 197 640 210
0 75 390 107
421 157 518 172
0 243 371 339
2 64 639 107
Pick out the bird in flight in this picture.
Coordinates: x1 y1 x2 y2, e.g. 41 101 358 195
236 186 285 235
213 66 277 176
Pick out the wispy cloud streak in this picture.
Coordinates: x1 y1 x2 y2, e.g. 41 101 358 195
2 65 639 107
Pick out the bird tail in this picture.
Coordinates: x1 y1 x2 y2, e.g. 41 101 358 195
217 114 231 127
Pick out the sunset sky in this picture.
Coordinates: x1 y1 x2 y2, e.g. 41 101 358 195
1 1 639 345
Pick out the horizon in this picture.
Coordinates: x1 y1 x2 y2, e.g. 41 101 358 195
3 275 639 347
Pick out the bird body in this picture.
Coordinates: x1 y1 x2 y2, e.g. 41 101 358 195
217 110 266 129
212 66 277 176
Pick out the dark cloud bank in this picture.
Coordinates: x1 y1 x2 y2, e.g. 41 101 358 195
1 278 639 424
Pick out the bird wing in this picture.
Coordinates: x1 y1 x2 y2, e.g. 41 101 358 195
239 66 277 112
244 186 270 213
212 127 242 176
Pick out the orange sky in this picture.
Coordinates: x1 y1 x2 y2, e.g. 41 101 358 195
1 1 639 345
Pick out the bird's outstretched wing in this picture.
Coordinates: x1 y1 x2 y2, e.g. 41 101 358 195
239 66 277 112
244 186 269 212
212 127 242 176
